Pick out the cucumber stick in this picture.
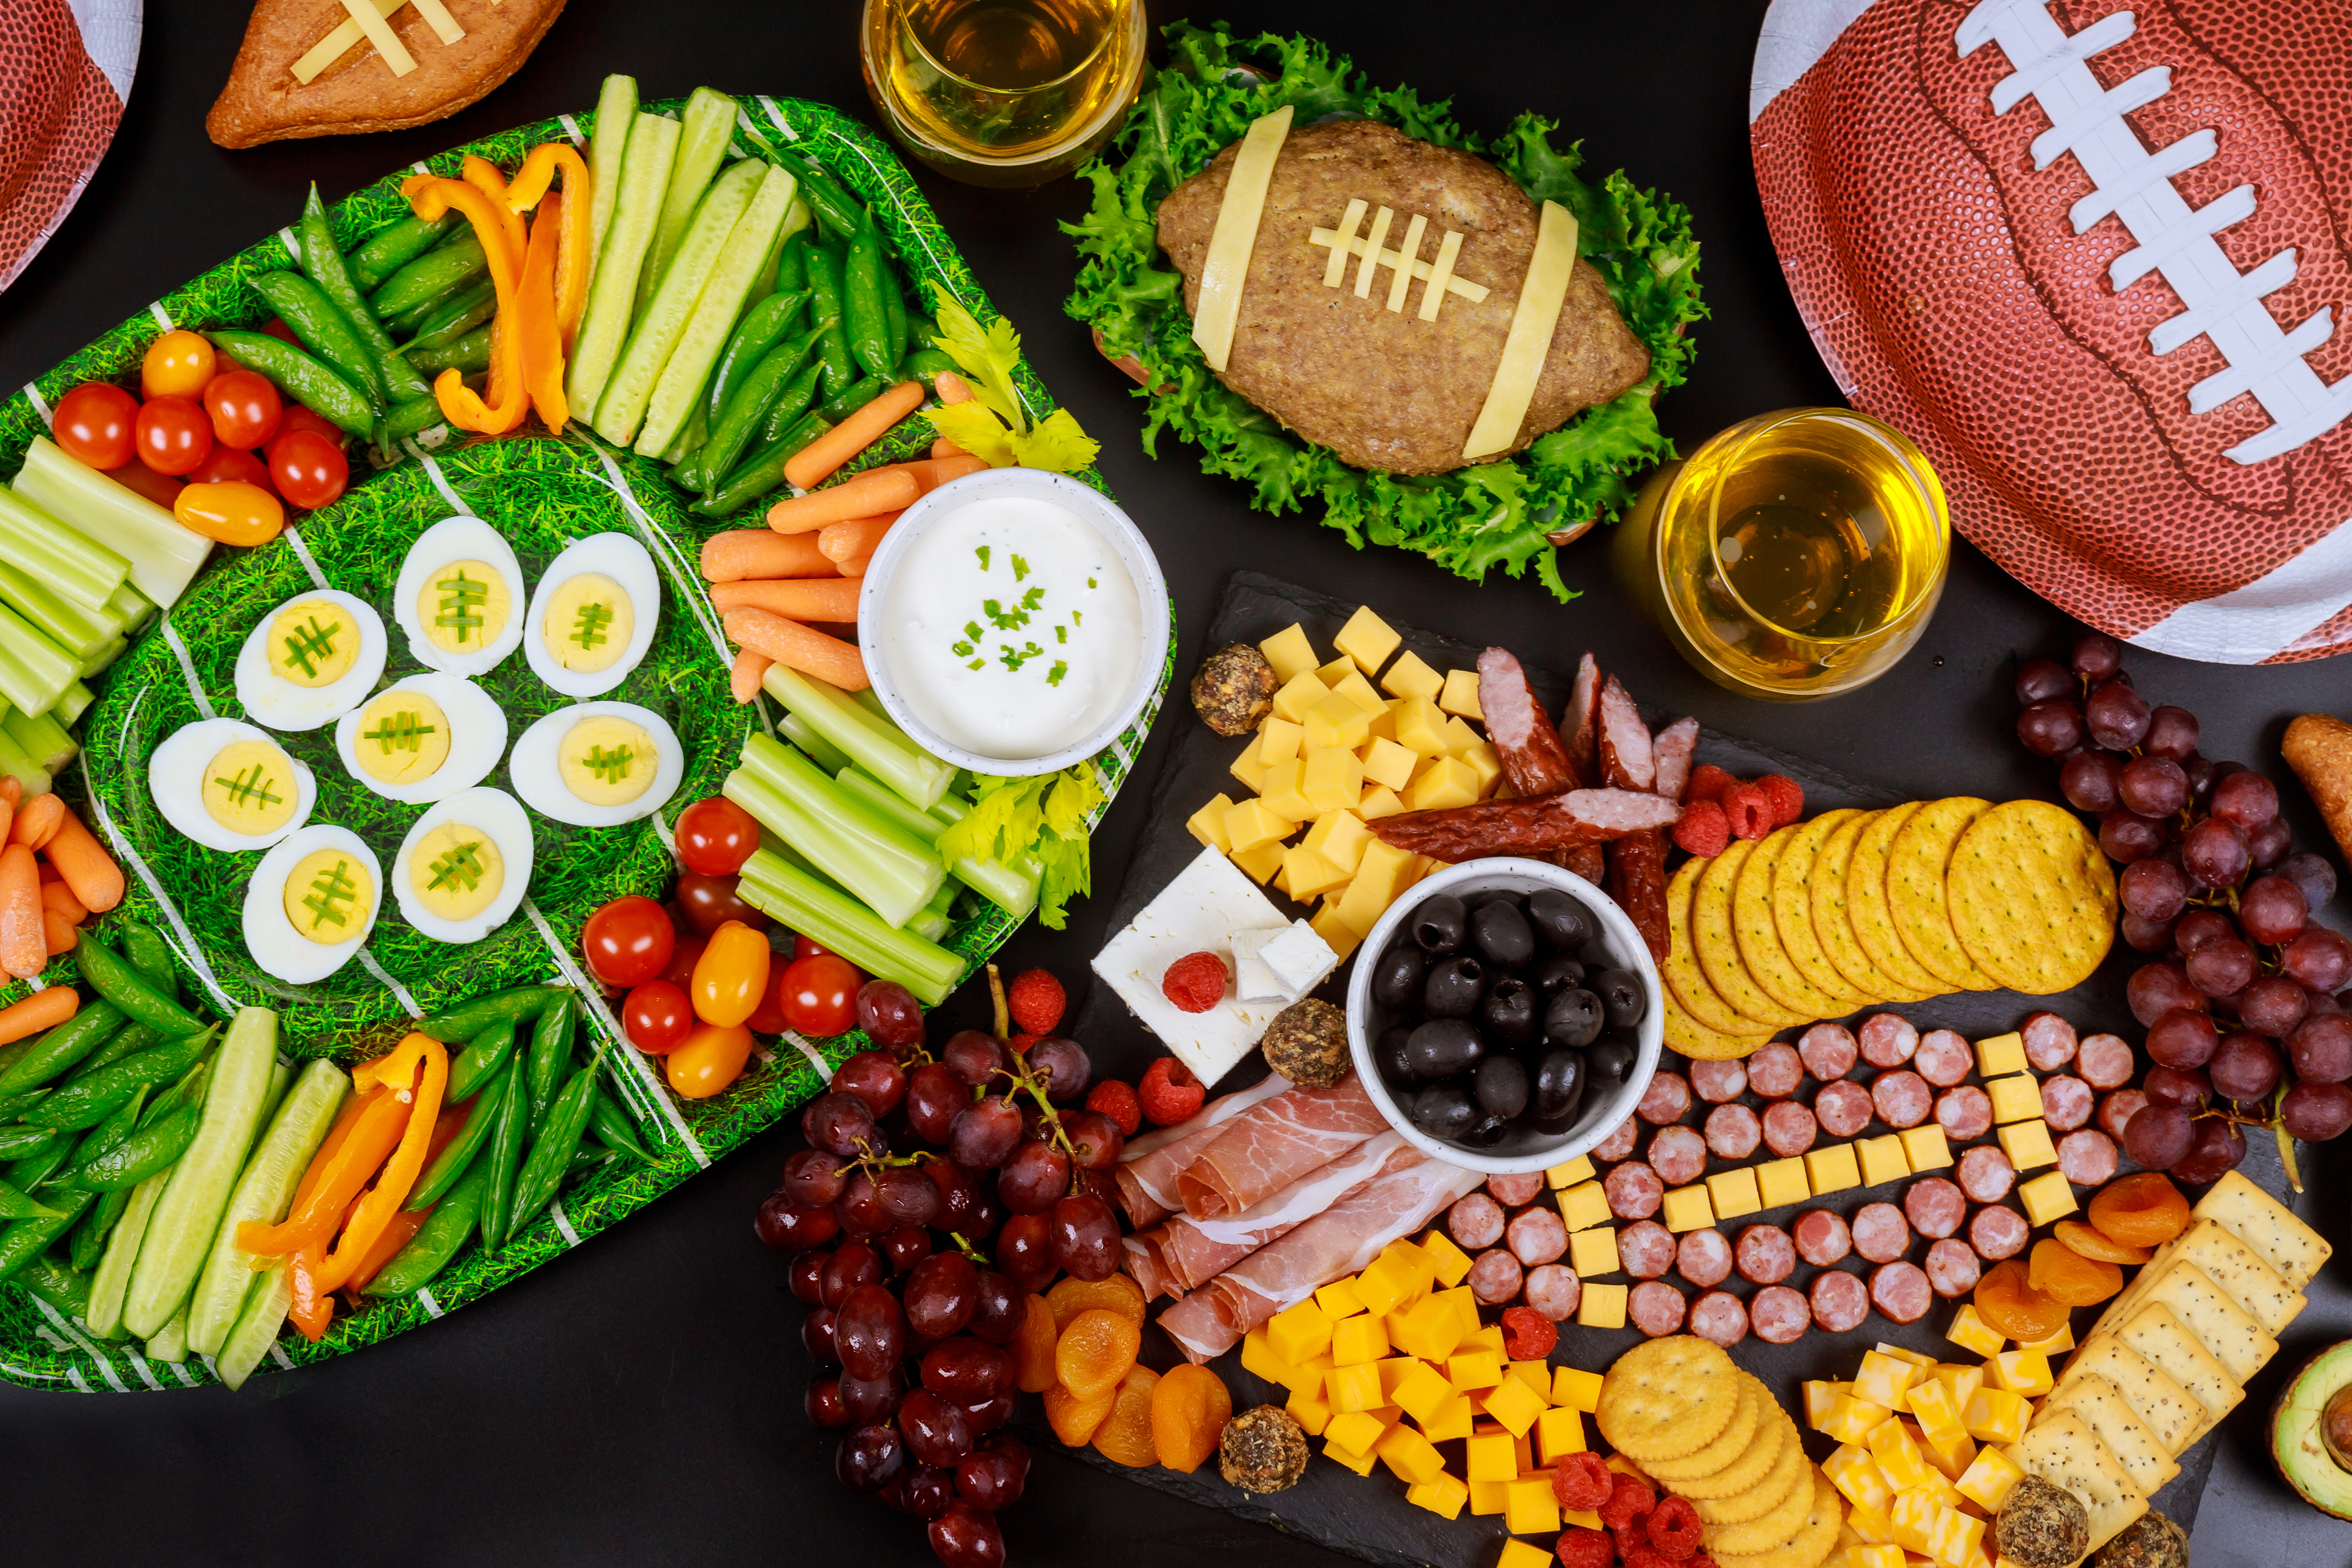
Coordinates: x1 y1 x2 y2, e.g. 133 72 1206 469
594 158 769 446
635 165 801 459
85 1168 167 1339
635 88 741 321
587 74 639 265
183 1059 348 1358
145 1305 189 1364
216 1260 291 1391
120 1008 278 1340
566 113 682 421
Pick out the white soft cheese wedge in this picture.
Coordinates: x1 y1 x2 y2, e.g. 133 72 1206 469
1092 847 1292 1087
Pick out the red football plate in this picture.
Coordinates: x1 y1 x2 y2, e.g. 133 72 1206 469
0 0 137 295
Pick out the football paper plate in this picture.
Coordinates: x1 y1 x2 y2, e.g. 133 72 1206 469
0 0 139 293
1751 0 2352 665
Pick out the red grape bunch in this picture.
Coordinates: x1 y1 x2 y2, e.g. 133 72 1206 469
2015 633 2352 1183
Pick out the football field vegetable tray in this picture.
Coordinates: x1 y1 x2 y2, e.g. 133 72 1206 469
0 96 1169 1393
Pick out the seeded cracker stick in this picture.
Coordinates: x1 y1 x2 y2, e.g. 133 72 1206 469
722 607 868 692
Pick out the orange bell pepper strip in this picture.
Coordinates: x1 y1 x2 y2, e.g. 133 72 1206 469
460 155 529 262
516 193 569 435
401 175 529 435
288 1240 332 1342
238 1081 411 1256
343 1205 431 1300
506 140 595 348
311 1033 448 1294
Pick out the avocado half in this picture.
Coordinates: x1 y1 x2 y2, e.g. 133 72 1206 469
2273 1340 2352 1520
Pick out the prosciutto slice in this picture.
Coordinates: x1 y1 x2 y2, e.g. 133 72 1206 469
1156 1289 1243 1362
1176 1072 1389 1220
1155 1132 1407 1295
1113 1075 1290 1227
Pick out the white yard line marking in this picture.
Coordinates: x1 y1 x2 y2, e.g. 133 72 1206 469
550 1197 582 1248
281 524 333 592
355 947 423 1016
159 617 218 721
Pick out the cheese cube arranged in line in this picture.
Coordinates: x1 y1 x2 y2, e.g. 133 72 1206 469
1569 1225 1621 1278
1999 1117 2059 1171
1899 1123 1953 1172
1579 1283 1628 1330
1558 1180 1612 1234
1661 1185 1715 1233
2018 1169 2079 1226
1857 1134 1910 1188
1986 1072 2043 1125
1545 1156 1594 1190
1806 1142 1862 1195
1757 1156 1812 1210
1708 1166 1763 1221
1975 1031 2027 1076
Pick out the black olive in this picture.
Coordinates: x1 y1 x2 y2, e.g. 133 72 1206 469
1480 977 1540 1047
1406 1018 1485 1079
1587 1039 1637 1086
1526 953 1587 996
1375 1025 1416 1088
1545 987 1604 1049
1410 1082 1478 1141
1470 901 1535 970
1530 1048 1587 1129
1527 890 1595 952
1371 942 1426 1011
1465 888 1524 911
1593 968 1648 1030
1473 1054 1529 1119
1422 955 1486 1018
1412 895 1468 955
1459 1112 1510 1147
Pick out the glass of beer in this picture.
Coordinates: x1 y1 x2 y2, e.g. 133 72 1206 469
1612 408 1951 701
860 0 1148 187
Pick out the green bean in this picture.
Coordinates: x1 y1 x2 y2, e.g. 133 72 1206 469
421 986 565 1044
819 374 886 423
72 939 205 1036
706 290 809 429
403 327 489 378
18 1254 90 1320
589 1088 656 1164
369 231 488 319
446 1018 518 1103
24 1025 217 1130
246 271 387 406
57 1105 200 1191
692 330 823 495
407 1067 507 1210
204 332 374 438
350 210 461 291
406 278 498 350
803 245 859 396
509 1061 599 1235
119 921 176 997
376 397 449 446
367 1158 488 1297
0 1002 124 1097
480 1056 530 1250
694 409 830 517
0 1194 94 1281
525 995 576 1127
302 185 434 404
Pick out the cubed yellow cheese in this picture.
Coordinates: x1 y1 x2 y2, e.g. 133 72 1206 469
1231 839 1286 884
1393 696 1450 757
1825 1443 1896 1513
1324 1409 1388 1457
1569 1225 1620 1277
1464 1323 1508 1358
1907 1379 1968 1446
1962 1387 2030 1444
1954 1445 2025 1513
1459 742 1502 795
1707 1166 1763 1220
1806 1142 1861 1195
1438 668 1484 720
1271 670 1331 724
1900 1123 1954 1172
1376 1360 1422 1406
1504 1476 1561 1536
1975 1032 2027 1076
1254 715 1302 765
1553 1366 1603 1413
1391 1361 1456 1421
1316 1277 1366 1320
1506 1361 1551 1400
1846 1545 1906 1568
1946 1305 2005 1358
1998 1118 2058 1171
1757 1157 1812 1210
1331 1313 1391 1366
1559 1180 1613 1234
1258 625 1318 683
1351 1255 1418 1317
1449 1350 1505 1390
1406 1472 1470 1521
1228 747 1268 793
1548 1156 1595 1190
1483 1374 1548 1438
1933 1364 1986 1412
1433 715 1475 756
1376 1423 1447 1485
1579 1283 1627 1330
2018 1321 2075 1356
1661 1185 1715 1233
1536 1406 1587 1463
1284 1380 1332 1435
1858 1133 1912 1188
1381 650 1443 702
1304 695 1372 752
1276 843 1347 901
1820 1392 1894 1445
1186 793 1236 851
1379 1237 1438 1287
1987 1350 2053 1397
1316 655 1358 688
1436 1286 1480 1338
1325 1362 1384 1413
1417 1229 1473 1289
1391 1294 1468 1361
1334 839 1416 935
1240 1327 1292 1387
1323 1435 1379 1475
1986 1074 2042 1125
1359 736 1418 793
1268 1299 1335 1366
1496 1541 1555 1568
1335 607 1401 675
1225 796 1293 852
1301 746 1365 813
1407 756 1480 810
1804 1380 1845 1427
1855 1349 1924 1409
1918 1422 1977 1482
1327 670 1386 719
1868 1417 1933 1492
1464 1431 1518 1482
1357 784 1405 821
1468 1477 1510 1516
2018 1169 2078 1225
1258 759 1314 822
1308 900 1362 962
1846 1503 1896 1547
1419 1391 1475 1442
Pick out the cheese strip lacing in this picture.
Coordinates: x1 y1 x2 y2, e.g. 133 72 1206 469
1190 105 1294 374
1462 199 1580 462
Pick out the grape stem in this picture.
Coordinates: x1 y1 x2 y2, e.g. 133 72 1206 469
946 1230 991 1265
986 963 1010 1042
993 1059 1081 1188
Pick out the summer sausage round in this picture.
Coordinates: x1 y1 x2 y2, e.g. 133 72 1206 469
1936 1085 1994 1143
1762 1100 1818 1158
1792 1208 1851 1266
1815 1081 1874 1138
2078 1033 2135 1090
1629 1280 1688 1338
1851 1202 1912 1264
2041 1075 2095 1132
1448 1193 1506 1250
1798 1023 1859 1082
1870 1260 1933 1323
1617 1220 1677 1280
1957 1146 2016 1204
2097 1089 2149 1142
1750 1284 1812 1345
1703 1104 1763 1162
1487 1172 1545 1207
1605 1161 1665 1221
1747 1043 1804 1099
1690 1058 1748 1104
1872 1070 1933 1130
1637 1070 1692 1126
1914 1029 1973 1087
1593 1115 1641 1163
1925 1238 1983 1297
2058 1128 2120 1187
1468 1248 1524 1305
1689 1289 1749 1348
1524 1264 1580 1322
1810 1268 1870 1332
2022 1011 2079 1071
1968 1203 2030 1261
1676 1227 1734 1288
1506 1205 1569 1267
1903 1177 1968 1240
1859 1012 1920 1068
1735 1224 1797 1284
1647 1125 1709 1188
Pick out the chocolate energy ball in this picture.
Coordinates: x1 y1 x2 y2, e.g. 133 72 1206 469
1261 998 1348 1088
1190 643 1278 736
1996 1476 2091 1568
1218 1405 1310 1493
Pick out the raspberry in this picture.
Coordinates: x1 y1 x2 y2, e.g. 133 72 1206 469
1007 1033 1039 1054
1685 764 1738 804
1085 1079 1142 1136
1722 782 1775 841
1613 1525 1652 1566
1756 773 1804 827
1671 799 1730 858
1139 1057 1204 1125
1622 1547 1674 1568
1599 1472 1655 1532
1555 1527 1615 1568
1007 968 1066 1035
1500 1306 1557 1360
1647 1496 1704 1560
1161 951 1227 1012
1552 1451 1614 1512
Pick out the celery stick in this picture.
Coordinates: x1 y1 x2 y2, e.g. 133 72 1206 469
909 905 952 944
567 113 681 420
835 766 1037 919
587 74 639 266
0 599 77 717
0 555 116 658
2 707 75 774
637 164 799 458
736 850 964 1006
725 738 945 927
54 679 94 727
0 485 127 614
79 636 127 679
0 725 50 798
775 708 852 775
763 663 955 809
594 158 767 446
13 438 212 608
107 578 153 632
636 88 741 321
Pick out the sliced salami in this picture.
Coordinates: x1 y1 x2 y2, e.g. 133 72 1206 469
1676 1227 1734 1288
1448 1193 1506 1250
1936 1085 1995 1143
1628 1279 1688 1338
2078 1033 2136 1090
2021 1011 2080 1071
1468 1248 1525 1305
1637 1071 1692 1126
2098 1089 2149 1142
1792 1208 1851 1266
1903 1178 1968 1240
1751 1284 1813 1345
1810 1268 1870 1332
1690 1058 1749 1105
1915 1029 1973 1087
1968 1203 2030 1261
1524 1264 1580 1322
1593 1116 1640 1163
2058 1129 2120 1187
1617 1220 1677 1280
1815 1081 1874 1138
1487 1172 1546 1207
1703 1105 1763 1162
1689 1289 1750 1348
1869 1260 1933 1323
2041 1075 2095 1132
1506 1206 1569 1267
1957 1146 2017 1204
1605 1161 1665 1220
1648 1125 1709 1187
1798 1023 1859 1082
1859 1012 1920 1068
1478 649 1578 796
1872 1070 1933 1130
1762 1101 1819 1158
1653 717 1699 804
1747 1043 1804 1099
1735 1224 1796 1284
1925 1238 1983 1297
1851 1202 1912 1264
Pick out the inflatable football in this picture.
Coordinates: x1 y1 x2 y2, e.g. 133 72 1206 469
0 0 137 295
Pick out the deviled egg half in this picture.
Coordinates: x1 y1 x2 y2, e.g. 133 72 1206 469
242 825 381 983
393 516 528 677
523 532 660 698
149 717 316 853
232 590 389 732
334 673 508 804
509 702 684 827
390 786 533 945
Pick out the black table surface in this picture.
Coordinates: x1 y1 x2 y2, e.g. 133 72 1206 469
3 2 2349 1564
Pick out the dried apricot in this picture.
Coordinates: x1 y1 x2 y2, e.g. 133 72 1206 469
2053 1218 2151 1266
1012 1293 1059 1393
1056 1307 1142 1402
1151 1362 1234 1473
1048 1272 1145 1332
1973 1259 2070 1343
2087 1172 2191 1249
1046 1381 1117 1446
2027 1238 2123 1306
1091 1364 1163 1466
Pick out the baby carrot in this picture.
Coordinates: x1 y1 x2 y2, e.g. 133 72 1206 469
42 910 76 957
709 578 863 622
0 843 43 980
42 806 124 915
10 794 63 852
837 552 874 579
39 879 87 926
819 512 899 565
729 649 774 704
930 437 966 460
700 529 834 582
0 986 75 1046
766 468 921 533
934 372 973 406
900 454 988 490
0 776 17 846
722 608 868 692
784 381 926 490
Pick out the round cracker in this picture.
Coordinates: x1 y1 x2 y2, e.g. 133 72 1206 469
1845 804 1946 996
1597 1335 1741 1462
1711 1470 1845 1568
1690 1412 1808 1515
1948 799 2118 993
1767 810 1875 1007
1706 1445 1821 1555
1808 812 1932 1002
1641 1372 1765 1480
1733 827 1850 1017
1886 797 2004 990
1693 844 1808 1028
1665 857 1765 1035
1665 994 1776 1061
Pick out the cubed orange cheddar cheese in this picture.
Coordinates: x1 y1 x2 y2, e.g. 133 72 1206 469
1376 1360 1421 1404
1325 1362 1384 1414
1268 1299 1335 1366
1707 1166 1762 1220
1569 1225 1620 1277
1283 1381 1331 1435
1905 1378 1968 1448
1954 1446 2025 1512
1240 1327 1292 1387
1536 1406 1587 1463
1547 1155 1595 1190
1974 1032 2026 1076
1483 1373 1548 1437
1553 1366 1603 1413
1418 1391 1475 1443
1504 1361 1551 1400
1323 1436 1380 1476
1819 1392 1894 1445
1391 1361 1455 1424
1806 1142 1861 1195
1315 1277 1366 1321
1504 1476 1561 1536
1494 1539 1549 1568
1418 1229 1473 1289
1438 668 1484 719
1578 1283 1627 1330
1854 1349 1925 1409
1324 1409 1388 1457
1804 1380 1844 1427
1280 1353 1332 1401
1900 1123 1953 1172
1440 1288 1483 1339
1945 1305 2005 1358
1468 1477 1510 1516
1826 1443 1896 1513
1406 1472 1470 1521
1350 1255 1417 1317
1757 1156 1812 1210
1558 1180 1613 1234
2018 1169 2078 1225
1661 1185 1715 1233
1376 1423 1447 1485
1449 1350 1505 1391
1867 1417 1933 1492
1962 1387 2029 1444
1986 1350 2053 1397
1390 1294 1467 1362
1331 1313 1390 1366
1465 1431 1518 1483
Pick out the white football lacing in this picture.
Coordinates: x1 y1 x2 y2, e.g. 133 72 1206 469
1959 0 2352 464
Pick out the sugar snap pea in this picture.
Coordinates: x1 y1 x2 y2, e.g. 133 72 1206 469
693 330 823 494
0 1193 94 1281
204 331 374 438
59 1105 200 1191
694 408 829 517
881 263 908 369
590 1088 656 1164
368 1158 488 1297
406 278 498 349
900 348 958 386
24 1024 218 1130
368 230 488 319
803 245 859 396
480 1056 529 1250
760 361 826 446
18 1254 90 1320
773 230 810 294
350 210 461 291
0 1001 124 1098
119 921 176 996
246 271 387 406
420 986 565 1044
509 1061 600 1234
819 374 885 423
301 184 433 404
767 149 863 238
377 396 450 446
526 995 576 1126
0 1123 61 1160
72 938 205 1036
707 290 810 428
74 1020 161 1081
446 1018 518 1103
403 327 489 377
843 225 895 380
407 1066 507 1210
0 1179 60 1219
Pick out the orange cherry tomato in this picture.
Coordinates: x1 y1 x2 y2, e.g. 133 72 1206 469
174 481 285 547
666 1019 753 1098
185 446 273 491
141 330 216 400
135 395 214 476
203 369 283 450
1972 1259 2071 1344
691 919 771 1028
52 383 138 469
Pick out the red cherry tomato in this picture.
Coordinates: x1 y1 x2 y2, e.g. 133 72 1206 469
675 871 769 936
103 462 183 509
52 383 138 469
275 404 348 449
141 331 215 400
259 318 302 350
691 920 772 1028
780 953 862 1038
135 396 214 476
667 1021 753 1099
267 428 349 510
581 895 675 988
622 979 694 1054
185 445 273 490
794 935 837 963
660 933 707 992
747 965 792 1035
203 369 282 450
675 796 763 877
